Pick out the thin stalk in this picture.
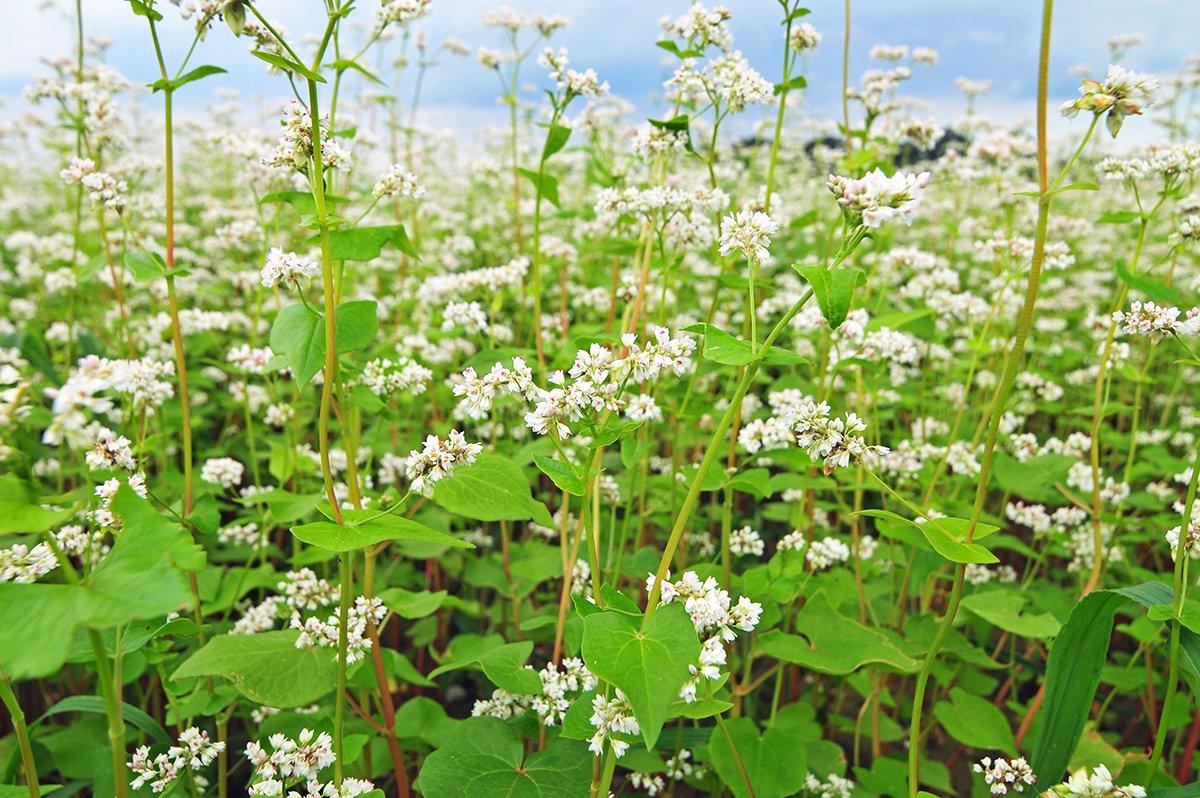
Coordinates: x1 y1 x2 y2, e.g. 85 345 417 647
906 2 1054 793
0 676 39 798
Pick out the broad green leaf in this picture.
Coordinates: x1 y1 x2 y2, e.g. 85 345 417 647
541 123 572 160
581 602 700 747
269 301 379 385
757 592 919 674
960 590 1061 638
433 454 551 524
172 630 337 707
991 452 1075 504
378 587 449 619
933 687 1014 750
427 640 540 694
240 488 322 523
0 476 77 535
855 509 998 564
321 224 418 261
708 717 808 798
793 265 864 328
291 510 473 552
416 716 591 797
151 64 227 92
683 323 754 366
518 167 560 207
533 455 585 495
1116 260 1182 306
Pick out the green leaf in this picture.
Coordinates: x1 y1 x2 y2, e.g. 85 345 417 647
330 58 384 85
151 64 227 92
378 587 448 619
708 717 808 798
1029 583 1173 788
251 50 326 83
991 452 1075 504
127 0 164 21
757 592 920 674
34 695 171 746
320 224 418 261
773 74 808 95
793 265 864 328
0 476 77 535
541 123 572 160
933 687 1014 750
1096 210 1141 224
416 716 591 797
1116 260 1182 306
291 509 473 553
683 323 754 366
581 603 700 748
172 630 337 707
433 453 551 524
533 455 585 496
960 590 1061 638
855 509 998 564
124 251 167 282
518 167 560 207
269 301 379 385
654 40 704 59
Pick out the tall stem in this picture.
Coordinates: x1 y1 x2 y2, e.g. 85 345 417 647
0 676 39 798
906 2 1053 793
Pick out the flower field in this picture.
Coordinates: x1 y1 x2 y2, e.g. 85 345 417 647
1 1 1199 797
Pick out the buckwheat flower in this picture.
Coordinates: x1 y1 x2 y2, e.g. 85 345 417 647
1047 764 1145 797
374 0 432 30
530 12 569 37
244 729 337 790
827 168 931 227
954 76 992 98
293 596 386 664
625 393 662 422
476 46 507 70
1112 300 1182 339
806 536 851 570
227 344 274 374
404 430 483 495
371 164 425 200
973 756 1035 795
129 727 226 793
789 22 821 53
562 68 608 98
729 525 764 557
1166 519 1200 561
86 427 136 472
0 542 58 583
912 46 939 65
219 522 266 549
1061 64 1158 136
260 247 318 289
661 3 734 52
264 403 294 427
718 209 779 263
201 457 245 489
589 692 639 758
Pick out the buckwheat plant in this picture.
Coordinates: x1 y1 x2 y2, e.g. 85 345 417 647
4 1 1200 798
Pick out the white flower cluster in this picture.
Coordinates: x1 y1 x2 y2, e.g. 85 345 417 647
538 47 608 97
785 398 884 472
718 210 779 264
0 542 58 584
129 727 226 794
245 729 374 798
589 691 640 758
1166 518 1200 561
827 169 931 228
416 256 528 303
472 657 598 727
293 596 387 664
59 156 127 211
1046 764 1145 797
404 430 483 496
86 427 137 472
729 525 764 557
372 164 425 200
660 3 733 52
1113 302 1200 339
650 570 762 702
262 100 350 172
356 356 432 398
261 248 319 289
790 22 821 53
201 457 245 489
666 51 774 113
973 756 1035 795
801 772 855 798
593 185 727 225
1061 64 1158 136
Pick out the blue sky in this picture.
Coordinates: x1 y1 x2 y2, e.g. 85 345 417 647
3 0 1198 141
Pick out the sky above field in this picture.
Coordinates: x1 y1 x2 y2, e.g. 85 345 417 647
2 0 1198 144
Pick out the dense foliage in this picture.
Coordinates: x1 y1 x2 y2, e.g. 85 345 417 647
1 1 1199 797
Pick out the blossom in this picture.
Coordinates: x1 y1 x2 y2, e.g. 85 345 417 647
201 457 245 489
718 209 779 263
261 248 318 289
404 430 483 495
827 169 931 227
1061 64 1158 136
973 756 1035 795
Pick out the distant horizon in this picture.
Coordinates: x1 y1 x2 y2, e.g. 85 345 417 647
3 0 1196 147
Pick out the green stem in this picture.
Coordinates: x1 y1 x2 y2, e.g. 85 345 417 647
0 676 39 798
906 0 1054 792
